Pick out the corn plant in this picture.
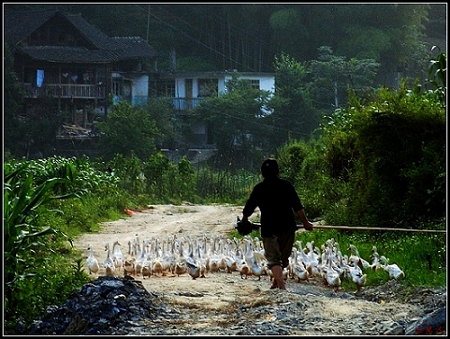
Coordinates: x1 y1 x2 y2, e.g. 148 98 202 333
3 162 77 308
426 46 446 103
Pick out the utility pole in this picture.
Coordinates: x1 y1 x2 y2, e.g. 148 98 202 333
146 5 150 43
334 80 338 108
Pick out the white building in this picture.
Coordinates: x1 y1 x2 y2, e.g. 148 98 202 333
152 70 274 106
151 70 275 151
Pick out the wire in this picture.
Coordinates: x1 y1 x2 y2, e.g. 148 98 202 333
202 106 313 137
134 4 267 71
161 5 272 69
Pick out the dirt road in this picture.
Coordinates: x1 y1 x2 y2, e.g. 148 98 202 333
71 203 445 335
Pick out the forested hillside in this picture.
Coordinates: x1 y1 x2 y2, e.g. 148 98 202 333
4 4 446 81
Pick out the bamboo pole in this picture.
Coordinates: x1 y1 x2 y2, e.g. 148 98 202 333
304 224 446 233
249 222 446 234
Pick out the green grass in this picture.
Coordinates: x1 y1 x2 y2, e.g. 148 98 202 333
230 226 446 290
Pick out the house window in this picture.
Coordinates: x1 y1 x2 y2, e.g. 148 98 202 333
23 68 34 83
112 77 122 96
152 80 175 97
96 70 106 85
82 72 94 84
248 79 260 90
198 79 218 97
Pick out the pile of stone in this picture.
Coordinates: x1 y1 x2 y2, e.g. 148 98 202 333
29 275 164 335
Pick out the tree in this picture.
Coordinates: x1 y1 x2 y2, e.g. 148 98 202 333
190 74 273 171
306 46 380 112
145 97 183 150
269 7 309 61
270 52 319 146
96 100 160 161
5 43 62 159
4 43 25 158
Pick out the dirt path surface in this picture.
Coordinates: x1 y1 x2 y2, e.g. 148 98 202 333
76 204 259 302
73 204 446 335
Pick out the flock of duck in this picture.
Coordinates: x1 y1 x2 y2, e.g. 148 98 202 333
86 233 405 291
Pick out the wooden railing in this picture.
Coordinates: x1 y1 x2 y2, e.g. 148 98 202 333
172 97 204 111
23 83 106 99
23 86 208 109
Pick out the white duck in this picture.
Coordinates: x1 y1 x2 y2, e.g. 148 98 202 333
290 248 309 282
124 235 139 275
207 236 221 273
185 242 201 280
195 239 207 278
103 242 116 276
243 238 264 280
174 239 188 276
295 240 310 268
112 238 124 272
86 244 99 275
369 246 382 271
217 236 228 272
252 236 265 258
123 256 135 276
347 244 371 270
334 251 348 280
150 238 164 276
380 255 405 280
141 261 152 279
235 246 250 279
305 241 320 277
223 239 238 273
319 242 346 280
159 239 172 275
345 256 367 292
322 247 341 288
134 240 149 276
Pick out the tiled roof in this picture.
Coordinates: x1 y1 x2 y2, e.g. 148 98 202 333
4 9 58 48
109 36 159 59
18 46 120 64
4 9 160 63
159 70 275 79
63 12 112 49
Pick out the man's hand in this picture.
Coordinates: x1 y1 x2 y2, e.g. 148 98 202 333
296 209 314 231
303 221 314 231
236 216 260 236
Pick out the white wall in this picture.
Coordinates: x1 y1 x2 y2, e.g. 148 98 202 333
175 78 185 97
131 75 148 106
175 74 275 98
259 76 275 92
132 75 148 98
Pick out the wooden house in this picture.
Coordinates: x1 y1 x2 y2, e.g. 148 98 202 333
4 9 159 134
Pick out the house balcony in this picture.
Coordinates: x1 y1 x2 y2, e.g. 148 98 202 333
172 97 205 112
23 83 106 99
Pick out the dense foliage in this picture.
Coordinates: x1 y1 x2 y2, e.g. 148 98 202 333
4 43 25 158
271 52 319 143
96 100 160 161
277 51 446 228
